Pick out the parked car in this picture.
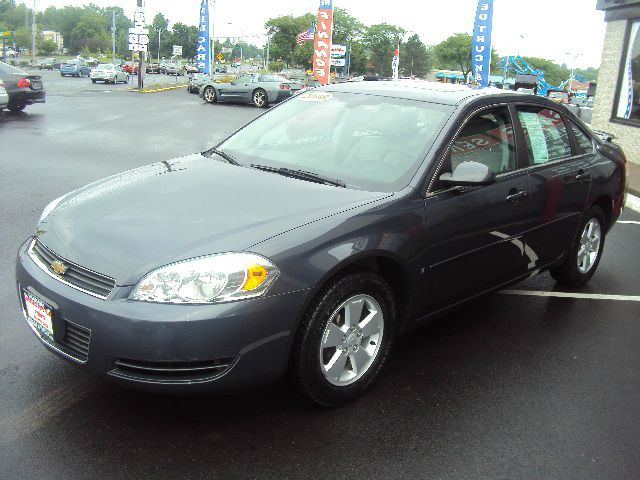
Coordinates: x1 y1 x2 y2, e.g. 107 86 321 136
0 82 8 112
213 65 227 74
90 64 129 84
38 58 57 70
122 62 139 74
0 61 46 112
158 61 169 74
548 90 570 104
185 64 199 74
52 59 62 70
200 73 302 107
60 60 91 77
187 73 209 94
146 63 160 74
165 63 185 76
15 82 628 406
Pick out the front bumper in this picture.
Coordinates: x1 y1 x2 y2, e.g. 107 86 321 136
16 239 310 393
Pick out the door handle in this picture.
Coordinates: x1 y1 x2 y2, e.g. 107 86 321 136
506 190 528 203
575 172 591 183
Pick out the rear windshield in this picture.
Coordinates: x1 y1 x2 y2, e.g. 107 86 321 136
0 62 24 75
258 75 288 82
97 64 113 70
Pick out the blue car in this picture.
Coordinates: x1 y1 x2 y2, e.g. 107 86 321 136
60 60 91 77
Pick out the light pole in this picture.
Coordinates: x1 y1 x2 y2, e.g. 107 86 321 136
31 0 38 66
565 52 583 96
156 27 163 64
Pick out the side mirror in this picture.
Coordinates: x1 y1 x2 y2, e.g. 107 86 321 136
439 161 496 187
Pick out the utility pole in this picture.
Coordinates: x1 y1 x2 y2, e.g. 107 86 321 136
31 0 37 66
265 33 270 71
210 0 215 76
111 9 116 63
156 28 162 64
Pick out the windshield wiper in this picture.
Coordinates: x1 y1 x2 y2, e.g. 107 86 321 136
204 148 240 166
250 164 346 188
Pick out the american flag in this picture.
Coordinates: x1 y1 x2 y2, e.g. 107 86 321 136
296 25 315 44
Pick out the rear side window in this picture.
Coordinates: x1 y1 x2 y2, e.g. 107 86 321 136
517 106 572 165
569 122 594 155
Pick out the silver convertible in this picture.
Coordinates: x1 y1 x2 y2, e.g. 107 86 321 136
199 74 302 108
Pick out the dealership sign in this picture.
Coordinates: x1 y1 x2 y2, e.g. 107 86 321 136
312 0 333 85
173 45 183 56
128 6 149 52
330 44 346 58
196 0 211 74
471 0 494 87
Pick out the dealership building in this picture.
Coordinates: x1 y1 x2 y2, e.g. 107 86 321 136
593 0 640 166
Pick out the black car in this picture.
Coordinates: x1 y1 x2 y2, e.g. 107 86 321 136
0 61 46 113
16 82 627 406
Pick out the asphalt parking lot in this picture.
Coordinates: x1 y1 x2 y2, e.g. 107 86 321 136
1 73 639 480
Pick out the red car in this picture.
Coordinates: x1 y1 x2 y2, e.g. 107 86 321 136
123 62 139 74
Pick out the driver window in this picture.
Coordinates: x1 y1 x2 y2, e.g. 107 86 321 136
437 107 516 189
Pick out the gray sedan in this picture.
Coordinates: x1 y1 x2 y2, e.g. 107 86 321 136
199 74 302 107
0 81 8 111
90 64 128 84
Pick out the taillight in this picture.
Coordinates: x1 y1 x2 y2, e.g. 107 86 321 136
17 78 31 88
279 84 290 90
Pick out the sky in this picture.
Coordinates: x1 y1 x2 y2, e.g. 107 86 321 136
33 0 606 69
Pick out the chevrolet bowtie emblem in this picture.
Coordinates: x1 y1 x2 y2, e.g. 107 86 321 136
51 260 68 276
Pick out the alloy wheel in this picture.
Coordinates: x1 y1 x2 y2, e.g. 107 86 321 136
577 218 602 274
253 90 266 107
319 294 384 386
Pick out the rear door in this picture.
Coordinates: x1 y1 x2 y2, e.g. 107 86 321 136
419 105 531 314
514 105 594 270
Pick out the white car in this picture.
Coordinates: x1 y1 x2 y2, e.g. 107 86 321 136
0 82 8 111
90 64 129 84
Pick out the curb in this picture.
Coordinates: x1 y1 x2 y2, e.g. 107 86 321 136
128 84 188 93
627 194 640 213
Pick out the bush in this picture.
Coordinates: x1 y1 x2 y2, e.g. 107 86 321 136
268 61 285 73
19 60 28 66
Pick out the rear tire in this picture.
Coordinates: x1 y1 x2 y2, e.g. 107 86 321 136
550 206 606 287
252 88 268 108
203 86 216 104
291 271 396 407
8 103 26 113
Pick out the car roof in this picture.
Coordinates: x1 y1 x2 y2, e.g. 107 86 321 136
321 80 555 107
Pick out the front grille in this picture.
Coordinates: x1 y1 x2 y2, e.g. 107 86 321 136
29 239 116 299
58 320 91 362
110 357 236 384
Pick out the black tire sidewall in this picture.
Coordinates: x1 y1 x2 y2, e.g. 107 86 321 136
293 271 396 407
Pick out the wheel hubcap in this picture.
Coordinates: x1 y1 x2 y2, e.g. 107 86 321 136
255 91 265 106
205 88 215 102
319 294 384 386
577 218 602 274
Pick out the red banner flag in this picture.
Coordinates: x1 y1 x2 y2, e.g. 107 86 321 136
312 0 333 85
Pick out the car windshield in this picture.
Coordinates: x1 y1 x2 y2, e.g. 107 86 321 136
258 74 289 82
218 91 452 192
0 62 24 75
97 64 113 69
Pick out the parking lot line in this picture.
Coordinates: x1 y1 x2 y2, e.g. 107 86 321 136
627 194 640 213
618 221 640 225
501 290 640 302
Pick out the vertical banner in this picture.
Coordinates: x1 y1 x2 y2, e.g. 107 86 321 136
313 0 333 85
471 0 494 87
392 48 399 81
197 0 210 75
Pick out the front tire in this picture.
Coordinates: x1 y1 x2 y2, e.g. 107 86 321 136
550 206 606 286
292 271 396 407
203 86 216 104
252 88 268 108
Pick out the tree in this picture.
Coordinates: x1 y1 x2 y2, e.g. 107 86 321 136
265 14 314 68
521 56 571 87
38 38 57 55
0 0 16 14
332 8 364 45
362 23 405 76
433 33 499 80
401 34 431 78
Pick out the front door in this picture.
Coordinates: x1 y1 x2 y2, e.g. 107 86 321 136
419 105 531 315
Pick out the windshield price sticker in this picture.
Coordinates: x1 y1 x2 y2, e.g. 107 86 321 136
299 92 333 102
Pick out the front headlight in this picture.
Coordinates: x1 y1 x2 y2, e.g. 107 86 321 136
39 195 67 223
130 253 279 304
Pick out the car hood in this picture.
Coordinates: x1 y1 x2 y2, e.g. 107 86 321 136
37 154 391 286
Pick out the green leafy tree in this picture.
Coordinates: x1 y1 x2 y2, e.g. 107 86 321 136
37 38 57 54
265 14 315 68
71 12 109 53
362 23 405 76
401 34 431 78
433 32 499 80
521 56 571 87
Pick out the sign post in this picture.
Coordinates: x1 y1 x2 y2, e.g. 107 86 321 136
172 45 183 57
129 0 148 89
